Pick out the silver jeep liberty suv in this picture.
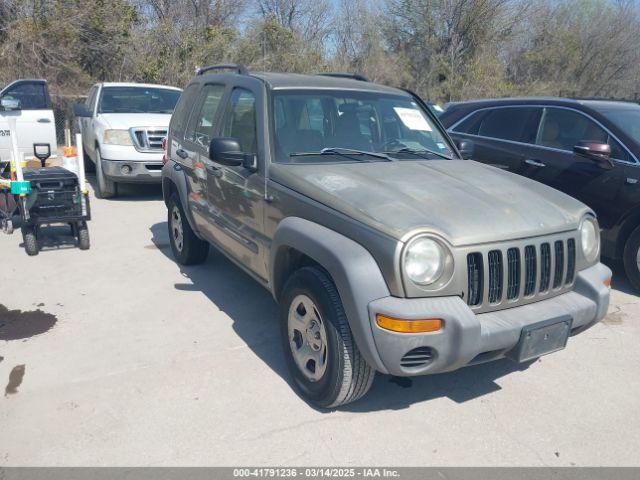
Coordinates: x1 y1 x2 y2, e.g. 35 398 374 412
162 65 611 407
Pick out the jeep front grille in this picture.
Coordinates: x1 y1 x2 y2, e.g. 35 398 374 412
130 127 167 152
466 236 577 310
467 252 483 306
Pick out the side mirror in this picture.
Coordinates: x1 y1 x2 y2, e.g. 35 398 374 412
73 102 92 118
209 137 256 170
456 139 475 160
574 141 613 169
1 97 21 111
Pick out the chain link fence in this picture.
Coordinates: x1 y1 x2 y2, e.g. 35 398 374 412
52 94 85 152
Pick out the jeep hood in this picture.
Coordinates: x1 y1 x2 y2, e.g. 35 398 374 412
97 113 172 130
270 160 591 245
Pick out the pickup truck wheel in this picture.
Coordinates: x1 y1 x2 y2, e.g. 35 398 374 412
623 225 640 290
83 149 95 173
280 267 375 408
95 149 117 199
167 194 209 265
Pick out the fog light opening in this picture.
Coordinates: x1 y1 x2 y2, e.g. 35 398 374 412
120 165 132 175
375 314 443 333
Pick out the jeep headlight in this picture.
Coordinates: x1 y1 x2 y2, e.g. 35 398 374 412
103 129 133 146
580 216 600 262
404 236 452 286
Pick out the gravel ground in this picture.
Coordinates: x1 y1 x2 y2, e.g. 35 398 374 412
0 182 638 466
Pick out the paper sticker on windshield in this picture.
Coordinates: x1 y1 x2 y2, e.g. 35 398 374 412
393 107 432 131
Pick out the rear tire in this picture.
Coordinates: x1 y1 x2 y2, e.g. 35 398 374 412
167 194 209 265
23 228 39 256
95 148 117 199
623 225 640 290
77 222 90 250
280 266 375 408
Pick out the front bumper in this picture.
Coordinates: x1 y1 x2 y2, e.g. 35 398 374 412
101 158 163 183
100 144 163 183
367 263 611 376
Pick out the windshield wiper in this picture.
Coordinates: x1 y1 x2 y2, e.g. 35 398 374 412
385 147 453 161
290 147 394 162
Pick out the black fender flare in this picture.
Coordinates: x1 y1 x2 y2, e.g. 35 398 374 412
162 161 201 238
270 217 391 372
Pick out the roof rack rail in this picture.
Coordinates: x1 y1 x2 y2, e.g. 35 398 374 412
317 72 369 82
197 64 248 76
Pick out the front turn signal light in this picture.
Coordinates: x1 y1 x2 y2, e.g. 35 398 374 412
604 277 611 288
376 314 443 333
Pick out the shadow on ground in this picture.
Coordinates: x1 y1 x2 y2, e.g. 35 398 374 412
86 174 163 202
150 221 560 412
602 257 635 295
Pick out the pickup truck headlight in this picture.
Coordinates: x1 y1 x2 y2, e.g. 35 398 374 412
403 236 452 286
103 129 133 146
580 216 600 262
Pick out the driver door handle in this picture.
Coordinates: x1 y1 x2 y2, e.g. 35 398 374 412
207 164 223 177
525 159 546 168
176 148 189 159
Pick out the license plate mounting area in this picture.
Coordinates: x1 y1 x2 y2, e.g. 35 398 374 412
508 315 573 363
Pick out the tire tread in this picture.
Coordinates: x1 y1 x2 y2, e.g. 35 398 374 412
297 267 375 408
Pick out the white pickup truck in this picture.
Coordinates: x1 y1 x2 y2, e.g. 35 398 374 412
0 79 58 164
74 82 182 198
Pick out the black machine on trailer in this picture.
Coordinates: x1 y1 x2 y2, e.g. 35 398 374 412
2 144 92 256
21 166 91 255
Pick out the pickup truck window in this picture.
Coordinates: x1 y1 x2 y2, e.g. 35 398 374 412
85 87 98 112
272 90 453 162
98 87 181 114
1 82 48 110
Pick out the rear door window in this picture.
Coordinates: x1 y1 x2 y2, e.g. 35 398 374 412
185 84 226 149
477 107 541 143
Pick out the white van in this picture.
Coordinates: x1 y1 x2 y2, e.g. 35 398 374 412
0 79 58 163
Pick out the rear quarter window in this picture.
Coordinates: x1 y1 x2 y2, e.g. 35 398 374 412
169 84 200 138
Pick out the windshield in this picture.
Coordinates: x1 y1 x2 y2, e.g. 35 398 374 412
591 102 640 145
272 90 454 163
98 87 181 114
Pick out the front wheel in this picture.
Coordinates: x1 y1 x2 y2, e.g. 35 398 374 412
280 266 375 408
623 225 640 290
95 148 117 199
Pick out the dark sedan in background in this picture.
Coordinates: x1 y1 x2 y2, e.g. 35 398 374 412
440 98 640 288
